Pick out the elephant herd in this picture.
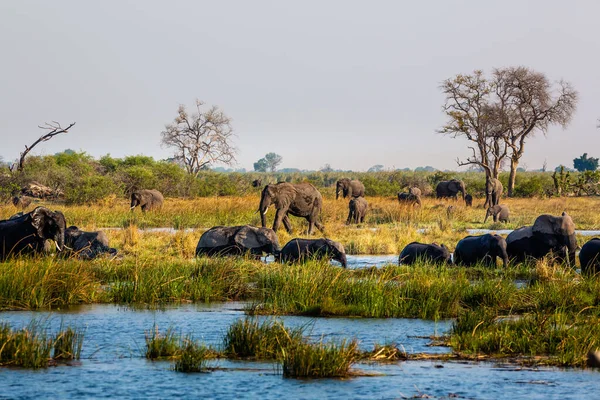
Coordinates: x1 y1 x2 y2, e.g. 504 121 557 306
3 179 600 275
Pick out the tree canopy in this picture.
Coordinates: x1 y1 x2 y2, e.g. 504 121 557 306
573 153 599 172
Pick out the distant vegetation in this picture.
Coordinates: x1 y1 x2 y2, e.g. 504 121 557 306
1 151 595 204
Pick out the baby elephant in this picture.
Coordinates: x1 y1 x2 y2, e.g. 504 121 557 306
347 197 367 224
64 226 117 260
399 242 451 265
454 234 508 268
484 204 510 223
465 194 473 207
278 238 347 268
397 192 422 207
12 196 33 210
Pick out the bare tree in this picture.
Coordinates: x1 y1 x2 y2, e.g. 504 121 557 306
12 121 76 172
161 100 236 177
438 71 507 180
493 67 577 196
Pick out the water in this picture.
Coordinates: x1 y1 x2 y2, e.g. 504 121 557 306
0 304 598 399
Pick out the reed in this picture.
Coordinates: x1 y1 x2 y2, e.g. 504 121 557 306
145 325 180 359
174 335 211 373
281 338 358 378
53 326 84 360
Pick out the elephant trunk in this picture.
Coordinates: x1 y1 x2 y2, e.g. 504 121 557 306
259 195 271 228
336 188 340 200
338 253 347 268
484 211 490 223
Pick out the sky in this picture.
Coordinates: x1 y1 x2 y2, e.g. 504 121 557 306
0 0 598 172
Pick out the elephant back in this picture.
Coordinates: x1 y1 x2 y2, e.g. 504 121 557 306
532 213 574 237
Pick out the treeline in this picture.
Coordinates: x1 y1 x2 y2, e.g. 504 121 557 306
0 152 569 204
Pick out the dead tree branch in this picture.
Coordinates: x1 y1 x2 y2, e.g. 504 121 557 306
13 121 76 172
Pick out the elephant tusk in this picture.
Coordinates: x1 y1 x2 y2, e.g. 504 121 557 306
55 242 62 252
262 206 270 215
130 205 136 210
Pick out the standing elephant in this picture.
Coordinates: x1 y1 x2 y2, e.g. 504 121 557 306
454 234 509 268
259 182 324 234
336 178 365 199
399 242 451 265
506 212 577 264
465 194 473 207
398 192 422 207
64 226 117 259
347 197 367 224
484 178 503 208
435 179 466 200
130 189 164 212
278 238 347 268
0 206 66 260
579 238 600 275
195 225 280 257
484 204 510 223
408 187 422 197
12 196 33 210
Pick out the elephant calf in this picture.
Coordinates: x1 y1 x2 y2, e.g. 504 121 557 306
454 234 508 268
397 192 421 207
399 242 451 265
196 225 280 257
579 238 600 275
347 197 367 224
278 238 347 268
130 189 164 212
484 204 510 223
465 194 473 207
64 226 117 260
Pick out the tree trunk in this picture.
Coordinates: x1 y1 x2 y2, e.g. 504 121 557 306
507 157 518 197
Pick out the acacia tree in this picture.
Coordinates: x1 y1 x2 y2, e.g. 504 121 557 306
161 100 236 177
438 71 507 180
494 67 577 196
254 152 282 172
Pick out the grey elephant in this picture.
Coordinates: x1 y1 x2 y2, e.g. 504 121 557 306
435 179 466 199
252 179 262 188
465 194 473 207
278 238 347 268
130 189 164 212
399 242 451 265
484 204 510 223
63 226 117 259
398 192 422 207
483 178 503 208
408 187 422 197
259 182 324 234
454 234 509 268
506 212 577 264
195 225 280 257
579 238 600 275
347 197 367 224
0 206 66 260
12 196 33 210
336 178 365 199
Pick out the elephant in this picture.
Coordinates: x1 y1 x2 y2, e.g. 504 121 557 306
465 194 473 207
435 179 466 200
484 204 510 223
454 234 509 268
506 212 577 265
130 189 164 212
259 182 324 234
277 238 347 268
0 206 66 260
483 178 503 208
398 242 451 265
63 226 117 260
336 178 365 199
252 179 262 188
195 225 280 257
397 192 422 207
347 197 367 224
12 196 33 210
579 238 600 275
408 187 422 197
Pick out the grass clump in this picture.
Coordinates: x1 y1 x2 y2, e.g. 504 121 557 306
145 325 180 359
0 322 84 368
281 338 358 378
174 335 211 373
223 318 304 360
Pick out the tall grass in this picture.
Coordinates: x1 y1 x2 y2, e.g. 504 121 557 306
281 338 358 378
145 325 180 359
174 335 211 373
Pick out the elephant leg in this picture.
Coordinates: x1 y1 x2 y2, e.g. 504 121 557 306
346 209 353 225
314 219 325 233
273 208 287 232
282 214 294 233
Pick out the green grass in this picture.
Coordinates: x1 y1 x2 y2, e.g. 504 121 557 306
0 321 84 368
281 338 359 378
174 335 211 373
223 318 304 360
145 325 180 359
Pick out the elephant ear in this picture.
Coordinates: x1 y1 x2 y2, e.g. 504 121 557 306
560 212 575 236
326 239 344 254
31 207 49 237
234 226 263 249
273 184 295 209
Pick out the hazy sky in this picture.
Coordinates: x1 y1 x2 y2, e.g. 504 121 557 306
1 1 598 171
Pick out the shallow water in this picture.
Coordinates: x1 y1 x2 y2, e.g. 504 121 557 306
0 304 598 399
